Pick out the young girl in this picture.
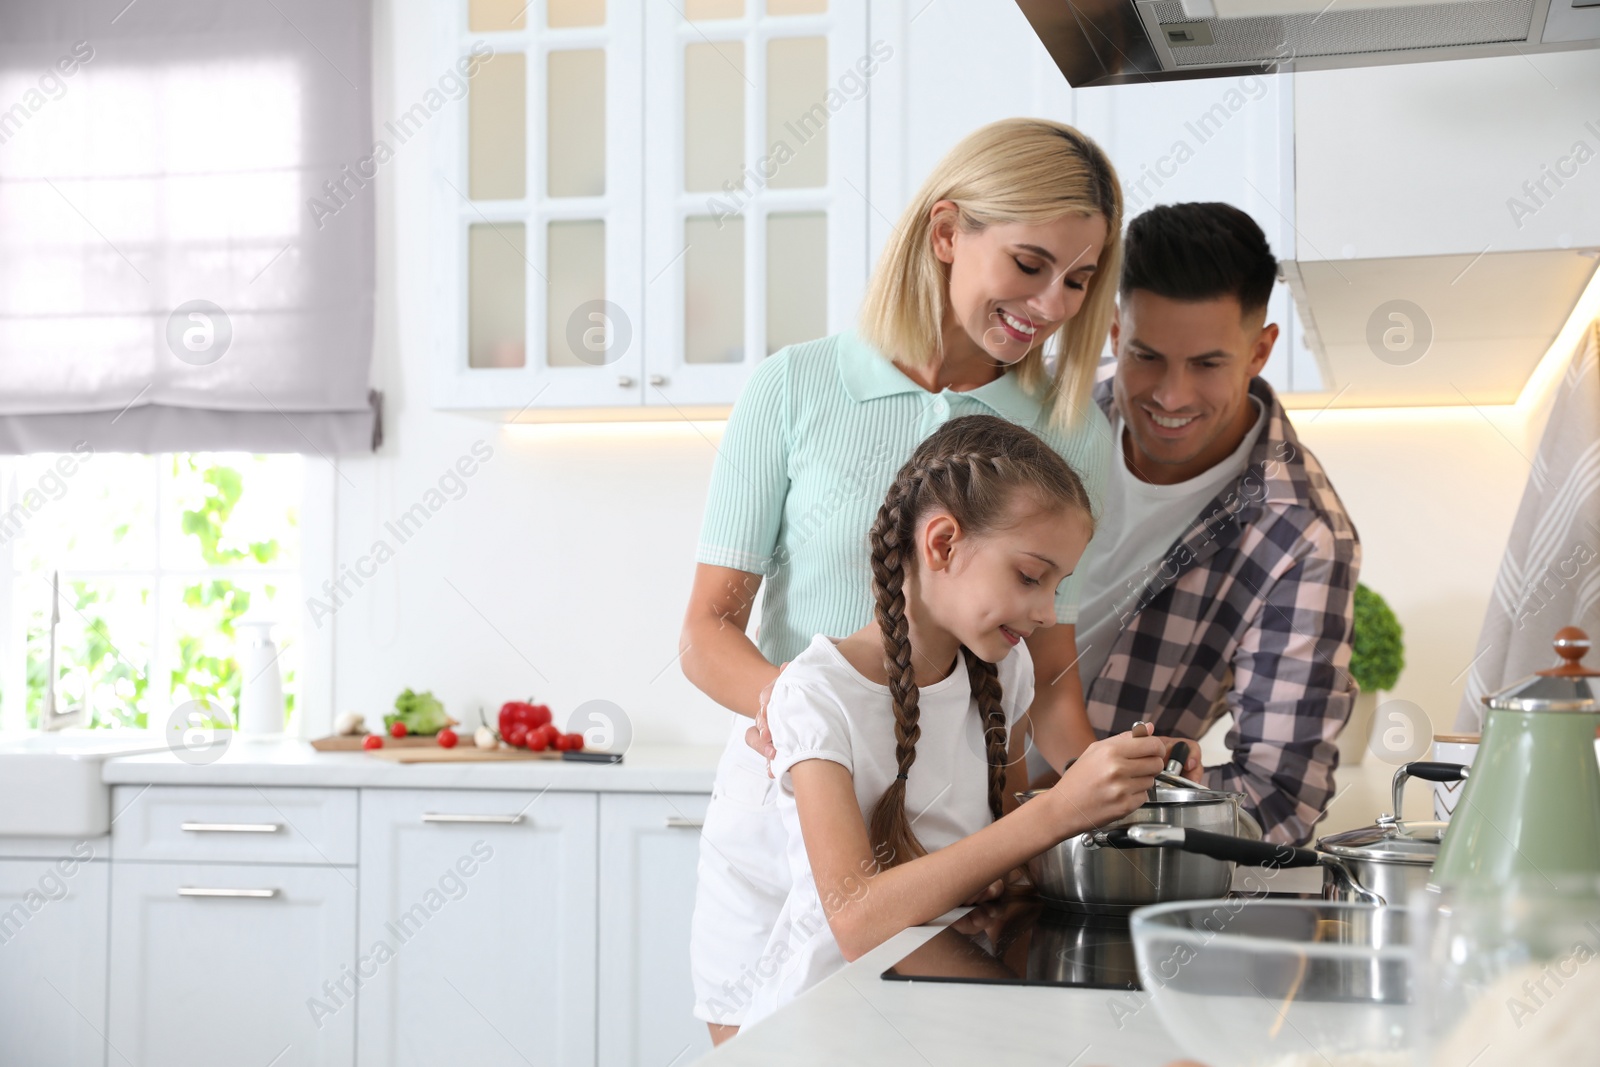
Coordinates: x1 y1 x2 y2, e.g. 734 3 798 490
685 117 1133 1045
719 414 1173 1027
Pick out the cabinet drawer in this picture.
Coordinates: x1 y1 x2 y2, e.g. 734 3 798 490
112 786 357 866
108 860 356 1067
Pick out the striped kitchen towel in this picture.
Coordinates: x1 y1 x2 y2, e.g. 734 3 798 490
1457 320 1600 729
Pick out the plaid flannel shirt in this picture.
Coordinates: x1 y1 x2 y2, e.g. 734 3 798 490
1086 377 1362 845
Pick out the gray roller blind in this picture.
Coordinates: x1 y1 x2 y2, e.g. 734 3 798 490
0 0 379 454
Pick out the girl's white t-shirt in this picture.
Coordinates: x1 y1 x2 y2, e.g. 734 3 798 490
742 633 1035 1025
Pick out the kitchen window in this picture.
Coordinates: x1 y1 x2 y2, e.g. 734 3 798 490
0 452 306 733
431 0 870 412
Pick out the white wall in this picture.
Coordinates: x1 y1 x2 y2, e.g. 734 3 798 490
327 0 1569 751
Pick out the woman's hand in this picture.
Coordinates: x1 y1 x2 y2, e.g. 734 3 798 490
1047 730 1166 832
743 661 789 777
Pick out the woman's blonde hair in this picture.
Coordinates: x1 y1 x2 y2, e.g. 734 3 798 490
859 118 1123 431
866 414 1095 869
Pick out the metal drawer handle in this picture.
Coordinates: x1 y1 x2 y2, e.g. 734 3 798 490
421 812 524 824
179 887 279 899
181 822 282 834
664 817 703 830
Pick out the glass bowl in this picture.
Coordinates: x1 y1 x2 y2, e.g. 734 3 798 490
1413 875 1600 1067
1129 899 1414 1067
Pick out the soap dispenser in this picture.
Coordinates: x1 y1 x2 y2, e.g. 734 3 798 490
235 619 285 738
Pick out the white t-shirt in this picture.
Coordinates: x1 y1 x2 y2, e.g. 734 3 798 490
1073 397 1266 693
742 633 1034 1024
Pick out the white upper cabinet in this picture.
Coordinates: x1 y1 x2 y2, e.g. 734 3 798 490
1072 74 1315 393
432 0 645 410
1293 51 1600 261
432 0 869 413
644 0 869 408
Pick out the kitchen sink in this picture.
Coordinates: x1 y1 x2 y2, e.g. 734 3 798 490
0 731 171 838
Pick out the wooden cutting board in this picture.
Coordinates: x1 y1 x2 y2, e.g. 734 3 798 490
310 734 449 752
363 746 566 763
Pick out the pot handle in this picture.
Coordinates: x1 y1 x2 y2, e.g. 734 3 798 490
1099 825 1324 869
1401 761 1470 783
1385 761 1470 823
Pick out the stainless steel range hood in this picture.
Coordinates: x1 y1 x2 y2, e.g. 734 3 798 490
1016 0 1600 87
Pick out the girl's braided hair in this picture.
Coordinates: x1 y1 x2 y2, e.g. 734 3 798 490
867 414 1094 869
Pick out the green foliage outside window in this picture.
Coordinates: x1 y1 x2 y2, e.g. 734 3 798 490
21 455 297 729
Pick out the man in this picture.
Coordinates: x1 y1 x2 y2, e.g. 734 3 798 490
1071 201 1361 845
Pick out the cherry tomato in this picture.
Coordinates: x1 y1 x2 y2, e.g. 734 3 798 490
526 729 549 752
563 733 584 751
389 722 407 739
363 734 384 750
505 724 528 748
436 728 458 749
538 723 561 747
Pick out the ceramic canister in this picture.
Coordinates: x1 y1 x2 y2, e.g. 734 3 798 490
1430 733 1478 822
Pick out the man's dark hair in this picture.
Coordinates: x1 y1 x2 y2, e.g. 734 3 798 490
1120 202 1278 316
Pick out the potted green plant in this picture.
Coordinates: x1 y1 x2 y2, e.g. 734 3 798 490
1339 582 1406 765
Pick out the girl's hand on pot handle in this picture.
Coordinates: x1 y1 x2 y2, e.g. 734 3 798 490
1157 736 1202 778
1048 729 1166 830
744 661 789 778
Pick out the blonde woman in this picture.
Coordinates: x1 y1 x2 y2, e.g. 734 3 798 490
678 118 1183 1042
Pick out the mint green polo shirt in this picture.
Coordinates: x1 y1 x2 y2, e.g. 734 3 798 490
696 329 1112 666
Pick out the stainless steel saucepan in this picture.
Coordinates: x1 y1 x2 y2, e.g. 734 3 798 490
1022 754 1469 909
1018 742 1261 910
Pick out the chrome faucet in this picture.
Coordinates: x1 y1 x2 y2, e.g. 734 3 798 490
40 571 86 732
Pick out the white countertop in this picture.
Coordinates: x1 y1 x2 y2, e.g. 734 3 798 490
100 738 723 793
694 917 1184 1067
694 863 1325 1067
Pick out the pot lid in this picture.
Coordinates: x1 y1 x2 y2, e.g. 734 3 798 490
1482 627 1600 713
1145 782 1244 805
1317 820 1446 864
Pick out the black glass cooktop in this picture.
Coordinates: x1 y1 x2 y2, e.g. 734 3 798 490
881 896 1143 991
881 891 1322 990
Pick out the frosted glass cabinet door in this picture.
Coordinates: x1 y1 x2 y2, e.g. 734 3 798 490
596 792 712 1067
355 789 599 1067
643 0 869 408
432 2 644 409
105 861 357 1067
0 855 109 1067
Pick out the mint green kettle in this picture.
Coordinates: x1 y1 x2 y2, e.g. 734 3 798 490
1433 627 1600 886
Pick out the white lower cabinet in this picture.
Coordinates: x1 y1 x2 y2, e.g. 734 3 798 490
106 860 358 1067
355 789 599 1067
27 782 711 1067
597 793 712 1067
0 852 110 1067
